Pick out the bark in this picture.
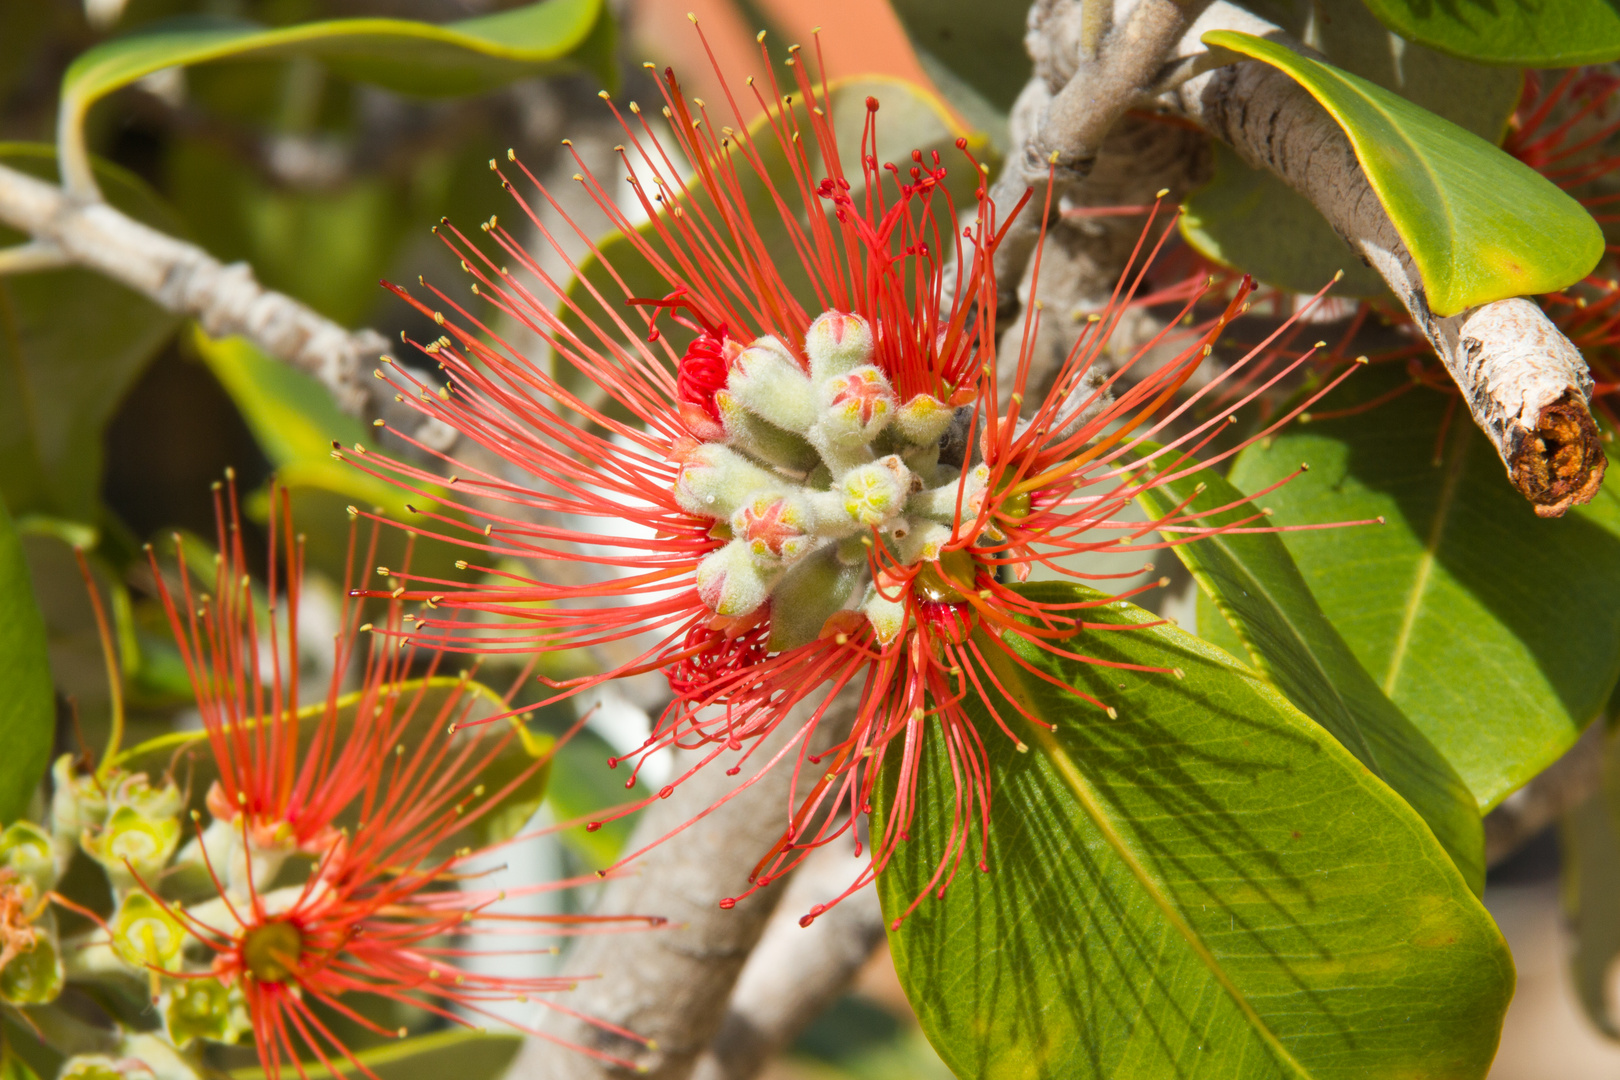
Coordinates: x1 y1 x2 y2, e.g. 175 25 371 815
687 845 886 1080
1172 26 1606 516
514 695 856 1080
988 0 1215 316
0 161 377 416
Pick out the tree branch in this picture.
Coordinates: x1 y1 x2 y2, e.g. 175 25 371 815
988 0 1215 316
1170 11 1606 516
0 161 378 415
514 696 857 1080
688 845 886 1080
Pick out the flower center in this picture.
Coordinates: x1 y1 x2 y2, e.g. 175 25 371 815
242 920 302 983
672 310 991 655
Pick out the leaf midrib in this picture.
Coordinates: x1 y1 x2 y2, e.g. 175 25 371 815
1382 417 1470 699
981 632 1317 1080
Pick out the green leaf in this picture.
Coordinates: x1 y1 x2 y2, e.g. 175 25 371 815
875 582 1512 1080
57 0 615 196
558 77 981 422
113 676 551 849
1227 365 1620 810
1133 446 1483 893
1201 30 1601 316
1361 0 1620 67
1180 142 1392 298
0 496 53 824
545 725 645 867
1562 723 1620 1039
1181 8 1521 299
0 144 180 523
229 1028 522 1080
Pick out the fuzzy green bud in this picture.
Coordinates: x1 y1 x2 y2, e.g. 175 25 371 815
84 805 181 892
111 893 186 970
805 311 874 381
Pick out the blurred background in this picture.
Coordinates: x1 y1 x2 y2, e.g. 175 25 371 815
1 0 1617 1075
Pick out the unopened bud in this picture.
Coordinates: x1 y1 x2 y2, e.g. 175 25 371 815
672 444 779 520
726 337 814 433
696 542 774 618
894 393 953 446
804 310 874 380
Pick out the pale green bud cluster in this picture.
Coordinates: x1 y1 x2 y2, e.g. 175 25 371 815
2 755 255 1050
674 311 989 649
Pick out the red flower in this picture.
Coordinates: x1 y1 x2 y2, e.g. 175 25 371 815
143 482 661 1078
340 33 1345 923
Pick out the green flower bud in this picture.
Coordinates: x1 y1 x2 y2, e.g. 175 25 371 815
111 893 186 971
0 930 62 1006
84 806 181 892
49 755 107 865
1 821 57 896
57 1056 123 1080
164 977 239 1046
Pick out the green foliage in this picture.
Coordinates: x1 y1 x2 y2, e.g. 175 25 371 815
187 329 473 588
1562 723 1620 1039
0 145 180 524
113 676 552 850
0 496 55 824
228 1028 522 1080
1361 0 1620 67
57 0 616 195
1202 30 1601 316
875 583 1512 1080
1180 142 1391 299
1133 446 1483 893
1182 6 1521 298
1227 368 1620 810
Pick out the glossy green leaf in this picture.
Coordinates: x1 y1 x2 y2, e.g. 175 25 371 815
1562 722 1620 1039
0 144 180 523
1228 366 1620 810
230 1028 521 1080
1182 7 1521 298
57 0 614 196
1361 0 1620 67
0 497 53 824
1202 30 1601 316
1180 142 1391 298
875 582 1512 1080
114 676 551 849
1133 446 1483 893
558 77 980 421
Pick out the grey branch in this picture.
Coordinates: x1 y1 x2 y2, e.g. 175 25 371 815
988 0 1215 315
515 696 857 1080
0 160 378 416
689 845 886 1080
1170 8 1605 516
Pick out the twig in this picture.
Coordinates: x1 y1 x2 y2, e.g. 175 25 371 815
1170 11 1606 516
515 695 857 1080
1484 719 1609 867
688 845 886 1080
988 0 1215 316
0 161 377 415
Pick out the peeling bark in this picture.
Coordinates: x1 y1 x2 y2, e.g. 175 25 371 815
1173 34 1606 515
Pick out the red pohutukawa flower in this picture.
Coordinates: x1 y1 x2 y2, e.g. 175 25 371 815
143 482 660 1078
339 34 1351 924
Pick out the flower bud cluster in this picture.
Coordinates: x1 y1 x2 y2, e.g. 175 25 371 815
3 755 259 1052
674 311 986 649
